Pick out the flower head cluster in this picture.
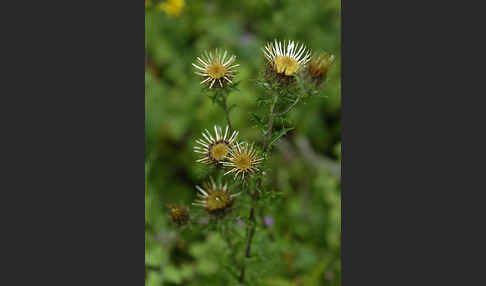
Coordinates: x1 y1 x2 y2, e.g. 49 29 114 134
194 126 263 179
166 40 335 229
192 49 239 89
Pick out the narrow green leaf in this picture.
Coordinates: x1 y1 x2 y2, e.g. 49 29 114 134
268 127 295 148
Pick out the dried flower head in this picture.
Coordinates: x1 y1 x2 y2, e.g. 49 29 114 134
168 205 189 226
194 125 239 165
262 40 311 79
157 0 185 17
223 142 264 180
307 53 335 84
192 49 239 89
192 179 240 216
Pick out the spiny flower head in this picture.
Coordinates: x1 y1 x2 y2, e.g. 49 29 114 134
194 125 239 165
262 40 311 77
307 52 335 84
168 205 189 226
157 0 185 17
223 142 264 180
192 179 240 216
192 49 239 89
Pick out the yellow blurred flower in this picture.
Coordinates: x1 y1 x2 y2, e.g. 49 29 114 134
157 0 185 17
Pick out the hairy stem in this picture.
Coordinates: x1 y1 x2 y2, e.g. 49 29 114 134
239 92 279 284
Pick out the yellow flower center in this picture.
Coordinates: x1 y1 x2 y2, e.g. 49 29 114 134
207 63 227 79
209 142 228 161
234 153 252 171
206 190 232 211
159 0 185 16
274 56 300 76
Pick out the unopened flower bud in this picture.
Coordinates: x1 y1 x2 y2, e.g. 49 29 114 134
168 205 189 226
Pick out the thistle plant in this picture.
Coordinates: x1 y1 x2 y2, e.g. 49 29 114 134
166 40 334 284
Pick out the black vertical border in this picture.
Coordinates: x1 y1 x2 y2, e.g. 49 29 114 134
3 0 146 284
342 0 486 285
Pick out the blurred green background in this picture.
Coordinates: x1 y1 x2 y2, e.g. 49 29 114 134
145 0 341 285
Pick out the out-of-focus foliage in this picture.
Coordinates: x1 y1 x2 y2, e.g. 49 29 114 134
146 0 341 285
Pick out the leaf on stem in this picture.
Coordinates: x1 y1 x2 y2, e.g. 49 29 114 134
268 127 295 149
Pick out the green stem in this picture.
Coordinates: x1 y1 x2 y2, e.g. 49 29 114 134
239 92 279 284
221 90 233 133
219 220 238 267
263 93 279 152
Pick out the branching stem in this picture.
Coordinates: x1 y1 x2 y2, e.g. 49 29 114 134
273 94 301 117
